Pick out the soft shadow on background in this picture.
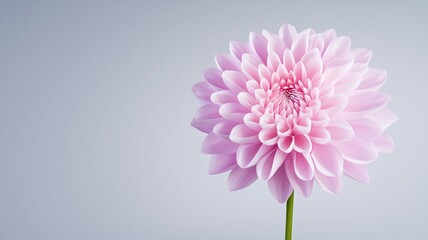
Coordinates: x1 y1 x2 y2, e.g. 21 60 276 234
0 1 427 239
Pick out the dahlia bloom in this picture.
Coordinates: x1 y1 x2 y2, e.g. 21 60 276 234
191 24 397 203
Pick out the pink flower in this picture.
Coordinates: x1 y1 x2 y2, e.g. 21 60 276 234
191 24 397 203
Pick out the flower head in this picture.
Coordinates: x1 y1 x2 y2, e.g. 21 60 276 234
191 24 397 203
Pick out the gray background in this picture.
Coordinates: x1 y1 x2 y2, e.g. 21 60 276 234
0 1 426 239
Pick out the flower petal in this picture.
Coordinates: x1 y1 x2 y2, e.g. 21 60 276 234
241 53 261 81
213 120 235 138
373 132 395 153
315 170 342 193
279 24 297 49
230 41 250 60
278 136 294 153
192 81 214 103
268 166 293 203
236 144 274 168
326 120 354 142
237 92 257 109
311 143 343 177
191 104 221 133
349 118 383 138
321 94 348 115
343 160 370 183
230 124 260 144
291 29 310 62
352 48 372 64
368 107 399 129
215 53 241 71
222 70 247 92
204 68 227 89
201 133 239 154
210 90 236 105
293 152 315 181
256 149 276 180
209 154 237 175
357 68 386 91
322 36 351 67
249 32 268 64
285 157 314 197
309 127 332 144
346 92 390 113
335 135 378 164
293 134 312 153
259 127 279 145
219 102 248 122
228 166 258 191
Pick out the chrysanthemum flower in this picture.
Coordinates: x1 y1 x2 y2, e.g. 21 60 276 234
191 24 397 203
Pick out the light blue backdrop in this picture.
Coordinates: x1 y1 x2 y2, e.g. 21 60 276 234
0 1 426 239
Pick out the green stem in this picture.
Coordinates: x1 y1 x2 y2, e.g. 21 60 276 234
285 191 294 240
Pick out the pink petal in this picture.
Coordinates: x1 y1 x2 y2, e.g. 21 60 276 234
311 110 329 127
267 35 286 59
219 102 248 122
279 24 297 49
368 107 399 129
201 133 239 154
335 135 378 164
293 117 311 135
334 72 362 95
285 157 314 197
326 120 354 142
191 104 221 133
222 70 247 92
301 49 322 79
278 136 294 153
345 92 390 113
268 167 293 203
277 120 292 137
204 68 227 89
311 143 343 177
352 48 373 64
237 92 257 109
236 144 274 168
357 68 386 91
373 132 395 153
213 120 235 138
241 53 261 81
343 160 370 183
243 113 261 131
321 94 348 115
229 41 250 60
249 32 268 64
256 149 276 180
267 51 281 72
210 90 236 105
215 53 241 72
293 62 308 84
309 127 331 144
293 152 315 181
209 154 237 175
315 170 342 193
294 134 312 153
322 36 351 67
291 29 310 62
349 118 383 138
192 81 213 103
230 124 260 144
320 29 337 55
228 166 258 191
259 127 279 145
283 49 295 71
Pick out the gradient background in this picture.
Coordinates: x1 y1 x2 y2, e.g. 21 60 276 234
0 1 426 239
